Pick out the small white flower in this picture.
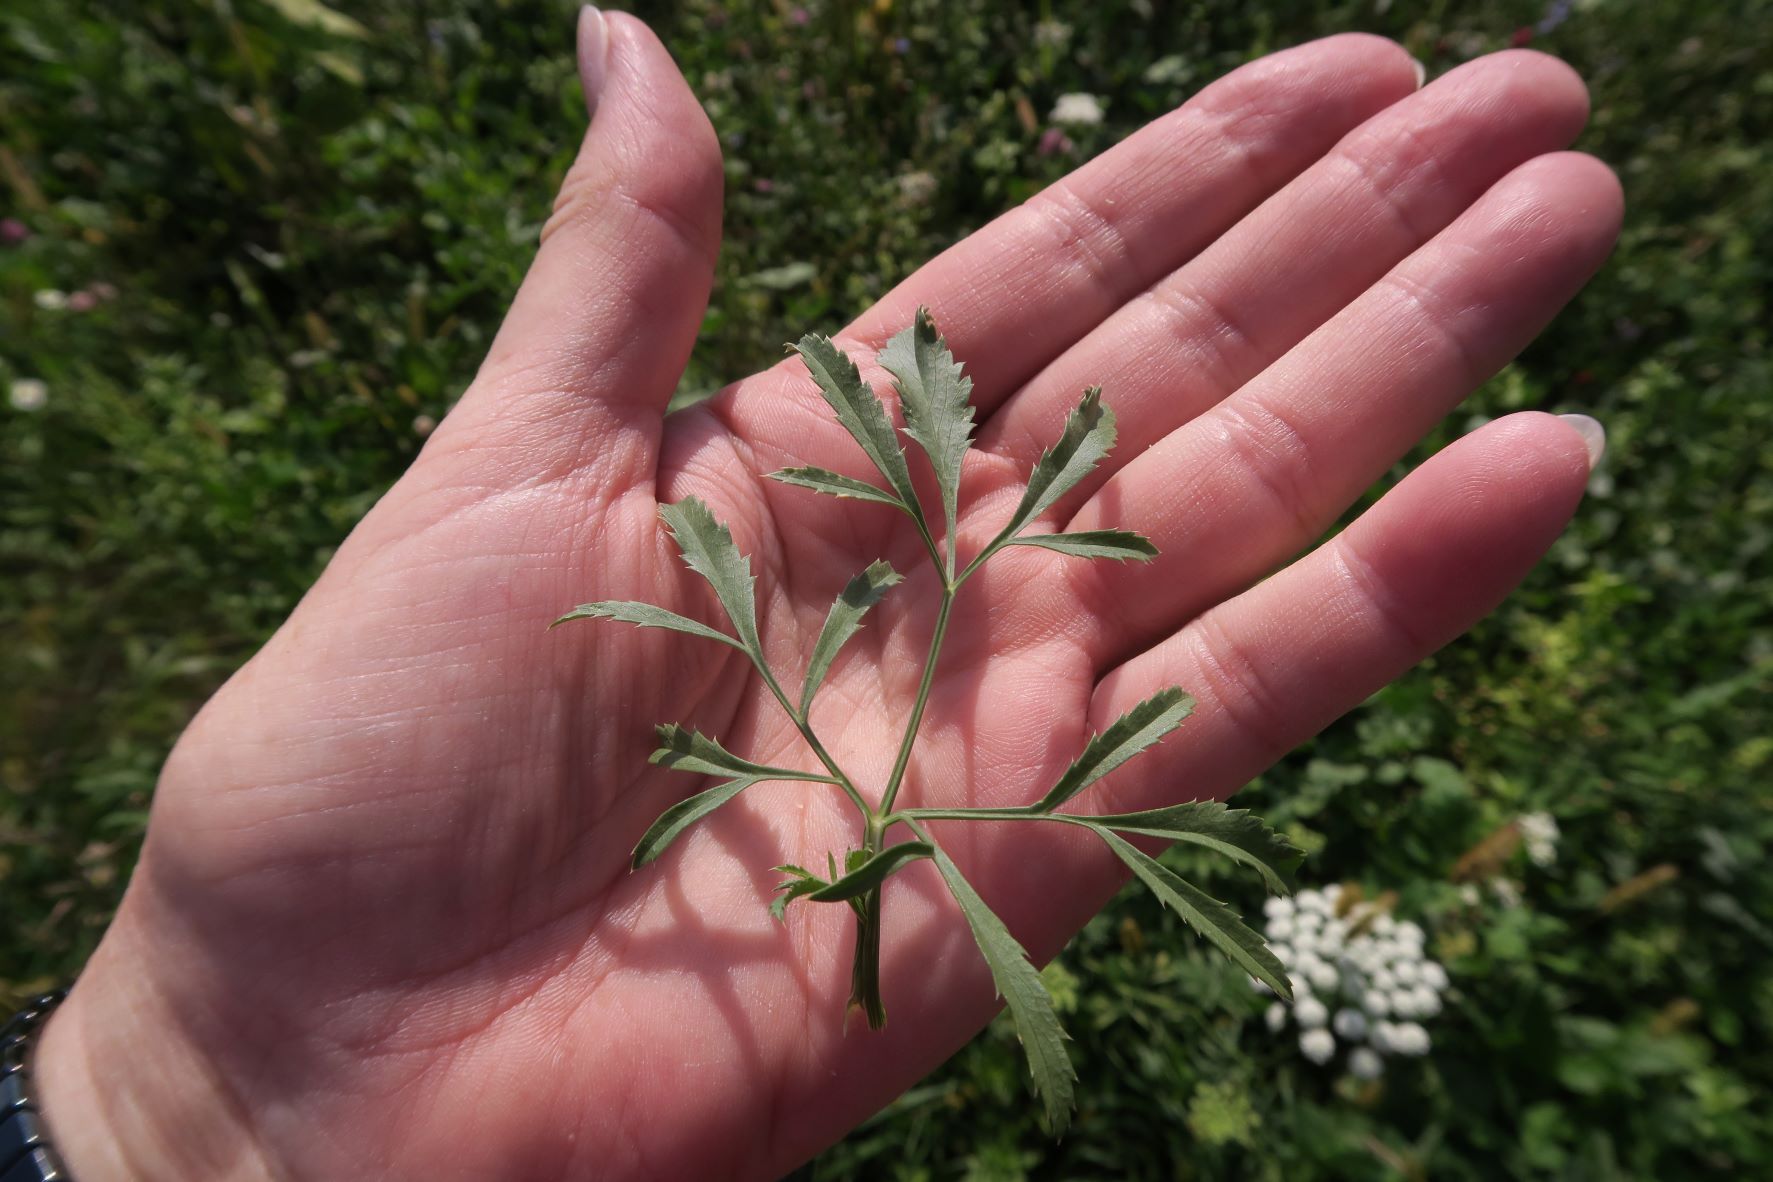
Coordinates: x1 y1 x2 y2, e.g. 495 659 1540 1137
1332 1009 1368 1040
1410 987 1442 1018
1268 942 1294 966
1266 1002 1288 1033
1049 92 1105 126
33 289 68 310
1520 811 1560 867
1267 916 1295 941
9 378 48 412
1300 891 1333 916
1263 896 1295 920
1299 1028 1336 1064
1322 919 1349 946
1362 990 1391 1017
1323 884 1344 906
1308 961 1339 992
1371 967 1397 992
1294 951 1325 982
1369 1021 1397 1053
1392 960 1422 986
1388 989 1418 1019
1295 997 1329 1029
1492 878 1523 908
1348 1047 1385 1080
1373 913 1397 936
1391 1022 1431 1056
1421 962 1450 992
1458 883 1482 906
1395 921 1425 947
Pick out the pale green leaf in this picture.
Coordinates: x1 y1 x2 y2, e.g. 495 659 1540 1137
1007 529 1157 562
1094 828 1291 999
879 307 975 557
1090 801 1303 894
261 0 369 39
1000 387 1117 539
929 844 1076 1133
807 842 934 902
658 498 761 655
791 334 920 511
650 723 828 784
803 560 903 709
769 864 830 921
550 600 743 650
766 466 908 510
1035 688 1195 812
631 777 759 868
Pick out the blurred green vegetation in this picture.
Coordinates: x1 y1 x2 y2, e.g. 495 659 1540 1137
3 0 1769 1177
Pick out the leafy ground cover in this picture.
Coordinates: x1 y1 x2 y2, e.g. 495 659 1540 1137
3 1 1769 1177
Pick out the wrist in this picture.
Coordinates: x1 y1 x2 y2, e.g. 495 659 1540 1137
32 904 280 1182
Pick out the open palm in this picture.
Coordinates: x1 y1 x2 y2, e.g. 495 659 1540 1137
40 12 1619 1182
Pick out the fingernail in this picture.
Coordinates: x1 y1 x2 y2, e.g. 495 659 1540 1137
578 6 609 117
1411 57 1428 89
1558 413 1607 470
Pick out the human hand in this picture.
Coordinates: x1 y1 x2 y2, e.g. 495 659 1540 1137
36 10 1619 1180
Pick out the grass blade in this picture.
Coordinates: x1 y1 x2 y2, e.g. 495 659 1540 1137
1035 688 1195 812
929 844 1076 1133
1094 828 1292 1000
802 560 902 709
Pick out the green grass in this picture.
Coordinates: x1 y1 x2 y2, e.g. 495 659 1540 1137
3 0 1770 1177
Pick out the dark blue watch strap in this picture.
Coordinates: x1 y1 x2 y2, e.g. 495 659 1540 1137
1 991 73 1182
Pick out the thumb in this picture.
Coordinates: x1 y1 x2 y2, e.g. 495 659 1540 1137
441 8 724 481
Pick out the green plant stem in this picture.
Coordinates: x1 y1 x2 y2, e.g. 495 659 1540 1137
749 656 872 819
877 589 955 816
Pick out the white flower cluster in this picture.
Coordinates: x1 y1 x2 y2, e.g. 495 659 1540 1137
1256 886 1450 1079
1518 811 1560 867
1049 92 1105 127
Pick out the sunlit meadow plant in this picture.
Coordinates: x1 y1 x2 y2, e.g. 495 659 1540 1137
557 309 1300 1130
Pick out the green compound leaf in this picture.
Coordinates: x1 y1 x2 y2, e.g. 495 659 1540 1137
550 600 744 649
659 498 762 656
1001 387 1117 539
770 864 831 922
1035 688 1195 812
631 777 761 868
803 560 903 709
1094 828 1292 1001
1091 801 1303 894
807 842 934 902
791 333 921 513
879 307 976 561
765 466 909 511
1007 529 1158 562
649 723 830 784
929 843 1076 1134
